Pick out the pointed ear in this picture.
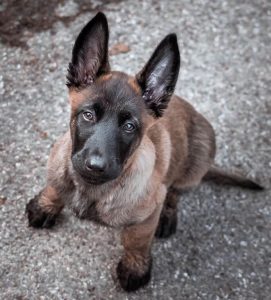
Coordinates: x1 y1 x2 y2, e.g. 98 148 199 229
67 12 110 89
136 34 180 117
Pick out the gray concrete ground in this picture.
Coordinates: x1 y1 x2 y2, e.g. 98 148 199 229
0 0 270 299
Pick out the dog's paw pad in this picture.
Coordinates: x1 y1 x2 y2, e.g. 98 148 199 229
26 196 56 229
116 260 152 292
155 209 177 238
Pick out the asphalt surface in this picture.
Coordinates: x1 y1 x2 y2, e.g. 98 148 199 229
0 0 270 299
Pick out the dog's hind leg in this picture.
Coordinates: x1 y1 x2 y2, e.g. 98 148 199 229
155 187 179 239
26 186 64 229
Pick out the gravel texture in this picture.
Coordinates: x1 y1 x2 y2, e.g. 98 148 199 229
0 0 270 299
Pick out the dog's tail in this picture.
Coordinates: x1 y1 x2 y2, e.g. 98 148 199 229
202 165 264 190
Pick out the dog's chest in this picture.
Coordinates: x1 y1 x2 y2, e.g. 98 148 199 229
70 175 149 227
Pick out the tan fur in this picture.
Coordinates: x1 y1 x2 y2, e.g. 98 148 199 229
162 96 216 188
38 186 63 215
98 73 113 82
128 77 142 94
120 203 163 275
69 88 93 112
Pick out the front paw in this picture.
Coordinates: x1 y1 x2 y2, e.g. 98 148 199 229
116 258 152 292
26 194 56 229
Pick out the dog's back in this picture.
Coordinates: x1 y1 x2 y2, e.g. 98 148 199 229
147 95 216 189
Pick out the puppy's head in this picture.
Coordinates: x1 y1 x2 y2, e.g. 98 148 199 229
67 12 180 185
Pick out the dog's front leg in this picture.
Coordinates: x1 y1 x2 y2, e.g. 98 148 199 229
117 206 162 291
26 186 64 228
117 185 166 292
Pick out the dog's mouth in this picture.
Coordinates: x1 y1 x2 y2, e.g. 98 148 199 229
80 174 110 185
74 167 116 185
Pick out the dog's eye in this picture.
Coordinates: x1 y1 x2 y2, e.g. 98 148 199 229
123 122 135 132
83 111 95 122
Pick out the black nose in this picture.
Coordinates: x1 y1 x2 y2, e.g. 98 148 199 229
85 156 106 173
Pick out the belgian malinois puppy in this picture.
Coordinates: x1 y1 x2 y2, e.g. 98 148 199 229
26 12 263 292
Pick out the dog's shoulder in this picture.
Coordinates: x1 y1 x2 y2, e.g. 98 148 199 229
47 131 72 186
